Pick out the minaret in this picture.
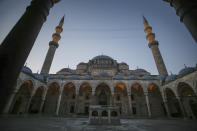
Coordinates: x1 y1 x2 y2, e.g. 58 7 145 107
143 16 168 76
40 16 64 74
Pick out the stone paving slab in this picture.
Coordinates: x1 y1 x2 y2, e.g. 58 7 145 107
0 116 197 131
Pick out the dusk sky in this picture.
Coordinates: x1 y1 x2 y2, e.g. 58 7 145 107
0 0 197 75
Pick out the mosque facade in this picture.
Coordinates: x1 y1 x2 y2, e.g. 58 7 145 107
3 16 197 120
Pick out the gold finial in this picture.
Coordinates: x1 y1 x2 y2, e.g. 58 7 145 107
59 15 65 26
143 15 149 25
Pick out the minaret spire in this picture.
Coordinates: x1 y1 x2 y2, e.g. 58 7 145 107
143 16 168 76
40 16 65 74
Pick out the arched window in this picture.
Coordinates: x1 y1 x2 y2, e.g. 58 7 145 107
102 110 108 116
131 94 134 100
72 94 75 99
111 111 118 117
86 94 89 100
70 105 75 113
116 95 120 101
92 111 98 116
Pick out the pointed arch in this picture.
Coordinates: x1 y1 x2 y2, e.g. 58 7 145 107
165 88 182 117
95 83 111 105
11 80 34 114
79 82 92 97
130 83 147 116
29 86 44 113
177 82 197 119
43 82 60 114
114 83 129 115
114 83 127 96
59 82 76 116
148 83 165 117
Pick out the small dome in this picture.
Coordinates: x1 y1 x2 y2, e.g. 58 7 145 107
98 72 109 76
92 55 113 60
33 73 44 80
83 75 92 79
133 68 147 73
113 75 123 79
155 75 166 80
79 62 87 65
67 75 80 79
165 75 177 82
58 68 74 73
141 75 152 80
56 74 65 79
21 66 32 74
127 75 137 80
178 67 195 76
120 62 127 65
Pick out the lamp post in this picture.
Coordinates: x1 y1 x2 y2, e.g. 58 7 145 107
163 0 197 43
0 0 61 113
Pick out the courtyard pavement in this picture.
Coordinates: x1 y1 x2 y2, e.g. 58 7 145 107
0 116 197 131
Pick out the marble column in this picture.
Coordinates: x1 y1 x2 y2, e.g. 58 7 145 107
2 89 18 114
163 99 171 118
108 110 111 124
176 96 187 118
39 90 47 113
163 0 197 43
25 89 36 113
89 110 92 122
144 92 152 117
0 0 60 113
127 93 133 115
55 91 63 116
110 93 114 106
75 93 79 114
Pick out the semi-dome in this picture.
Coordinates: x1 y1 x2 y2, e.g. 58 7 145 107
133 68 147 73
92 55 113 60
21 66 32 74
165 75 177 82
113 75 123 79
57 68 74 73
127 75 138 80
178 67 195 76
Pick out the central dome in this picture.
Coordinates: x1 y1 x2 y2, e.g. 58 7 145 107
92 55 113 60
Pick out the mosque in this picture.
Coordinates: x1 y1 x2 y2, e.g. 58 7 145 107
3 15 197 120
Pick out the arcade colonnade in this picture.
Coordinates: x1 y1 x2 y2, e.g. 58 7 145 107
4 78 197 119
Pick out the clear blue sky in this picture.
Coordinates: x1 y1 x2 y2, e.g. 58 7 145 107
0 0 197 75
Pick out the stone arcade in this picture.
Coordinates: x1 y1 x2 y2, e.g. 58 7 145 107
2 16 197 120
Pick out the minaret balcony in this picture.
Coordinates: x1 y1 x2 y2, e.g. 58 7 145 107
144 27 152 33
146 33 155 41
